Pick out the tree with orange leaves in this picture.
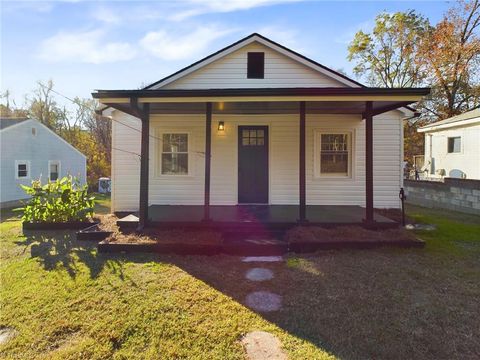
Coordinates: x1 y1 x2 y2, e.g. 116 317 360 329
417 0 480 119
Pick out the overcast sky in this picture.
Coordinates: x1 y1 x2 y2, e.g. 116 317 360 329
1 0 449 109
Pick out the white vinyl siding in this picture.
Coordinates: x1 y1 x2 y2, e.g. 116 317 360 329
110 111 403 211
424 123 480 179
1 120 86 204
162 42 347 89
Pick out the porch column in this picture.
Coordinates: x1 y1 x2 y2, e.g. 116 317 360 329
203 102 212 221
364 101 374 224
138 102 150 230
299 101 307 223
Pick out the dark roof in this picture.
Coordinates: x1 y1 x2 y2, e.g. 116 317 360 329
143 32 365 90
0 118 29 131
93 87 430 99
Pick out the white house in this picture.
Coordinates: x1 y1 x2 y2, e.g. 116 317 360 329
418 108 480 180
0 118 87 208
94 33 429 229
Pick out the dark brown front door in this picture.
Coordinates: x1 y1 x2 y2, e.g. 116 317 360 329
238 126 269 204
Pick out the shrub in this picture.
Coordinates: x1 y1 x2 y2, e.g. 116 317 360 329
19 176 95 223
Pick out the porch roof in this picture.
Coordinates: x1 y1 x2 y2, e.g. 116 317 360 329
93 87 430 116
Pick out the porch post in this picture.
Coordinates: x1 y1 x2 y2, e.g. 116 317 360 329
138 102 150 230
299 101 307 223
203 102 212 221
364 101 374 224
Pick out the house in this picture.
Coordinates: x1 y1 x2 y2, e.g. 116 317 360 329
418 108 480 180
0 118 87 208
93 33 429 229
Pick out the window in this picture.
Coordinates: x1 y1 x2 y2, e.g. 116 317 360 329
241 129 265 146
315 132 352 177
247 52 264 79
49 161 60 181
15 161 30 179
161 133 189 175
448 137 461 153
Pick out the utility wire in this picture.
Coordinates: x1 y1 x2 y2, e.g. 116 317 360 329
38 82 206 158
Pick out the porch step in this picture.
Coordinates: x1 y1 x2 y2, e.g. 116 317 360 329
222 236 287 256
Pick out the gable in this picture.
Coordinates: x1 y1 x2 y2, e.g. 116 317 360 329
147 34 361 90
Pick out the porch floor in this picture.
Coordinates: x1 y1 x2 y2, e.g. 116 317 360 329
147 205 396 229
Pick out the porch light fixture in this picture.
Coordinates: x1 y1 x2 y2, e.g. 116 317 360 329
217 121 225 131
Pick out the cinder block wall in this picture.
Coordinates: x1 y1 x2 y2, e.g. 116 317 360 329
404 178 480 215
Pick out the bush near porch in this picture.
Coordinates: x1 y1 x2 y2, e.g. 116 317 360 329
0 199 479 359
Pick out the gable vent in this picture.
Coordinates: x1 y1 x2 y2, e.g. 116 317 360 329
247 52 265 79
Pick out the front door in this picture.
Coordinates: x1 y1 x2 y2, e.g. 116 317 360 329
238 126 269 204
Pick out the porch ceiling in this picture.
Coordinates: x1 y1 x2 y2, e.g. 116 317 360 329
128 101 412 115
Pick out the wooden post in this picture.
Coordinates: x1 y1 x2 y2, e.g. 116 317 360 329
203 102 212 221
138 102 150 230
364 101 374 224
299 101 307 223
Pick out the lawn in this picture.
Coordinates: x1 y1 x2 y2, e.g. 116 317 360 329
1 199 479 359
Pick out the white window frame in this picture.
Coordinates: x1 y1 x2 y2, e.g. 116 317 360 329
157 130 193 177
48 160 61 181
314 130 354 179
15 160 30 180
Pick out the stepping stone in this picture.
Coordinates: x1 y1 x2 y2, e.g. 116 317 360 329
246 268 274 282
242 256 283 263
241 331 287 360
0 327 17 345
245 291 282 312
405 223 437 231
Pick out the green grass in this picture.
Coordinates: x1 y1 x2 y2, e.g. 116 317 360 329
1 200 479 359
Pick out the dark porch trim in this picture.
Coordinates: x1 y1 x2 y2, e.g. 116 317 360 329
364 101 374 224
299 101 307 223
203 102 212 221
134 99 150 230
93 87 430 99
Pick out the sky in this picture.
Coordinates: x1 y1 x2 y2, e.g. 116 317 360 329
1 0 451 110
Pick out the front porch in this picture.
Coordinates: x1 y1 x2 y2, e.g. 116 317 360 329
117 205 397 231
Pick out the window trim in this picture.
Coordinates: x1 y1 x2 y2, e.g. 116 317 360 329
156 130 193 177
447 136 462 154
48 160 61 181
314 130 354 179
247 52 265 79
15 160 30 180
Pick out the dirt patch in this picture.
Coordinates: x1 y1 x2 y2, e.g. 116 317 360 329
241 331 287 360
285 225 418 243
97 214 222 245
375 208 413 223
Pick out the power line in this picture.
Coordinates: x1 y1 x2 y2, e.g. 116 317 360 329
37 82 206 158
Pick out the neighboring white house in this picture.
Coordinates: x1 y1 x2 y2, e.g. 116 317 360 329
0 118 87 207
94 33 429 227
418 108 480 180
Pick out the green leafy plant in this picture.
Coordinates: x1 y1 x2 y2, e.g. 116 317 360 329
18 176 95 223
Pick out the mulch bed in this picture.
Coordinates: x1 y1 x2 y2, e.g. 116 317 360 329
95 214 424 255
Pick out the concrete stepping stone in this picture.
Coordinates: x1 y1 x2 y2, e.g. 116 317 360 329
0 327 17 345
242 256 283 263
245 291 282 312
246 268 274 282
241 331 287 360
406 223 437 231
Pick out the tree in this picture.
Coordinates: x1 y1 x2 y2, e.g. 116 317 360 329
0 90 29 118
417 0 480 119
348 10 430 87
27 80 65 131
